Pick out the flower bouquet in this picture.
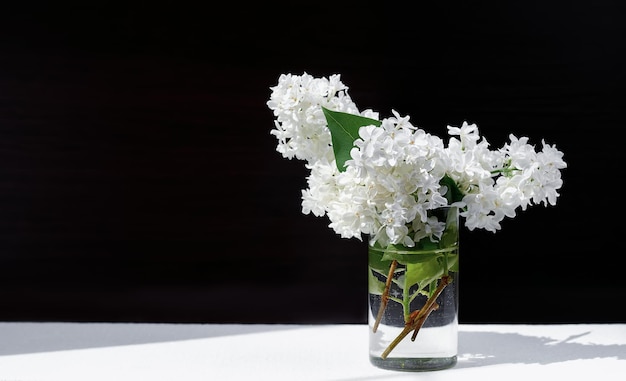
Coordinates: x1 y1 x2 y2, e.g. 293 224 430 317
266 72 567 371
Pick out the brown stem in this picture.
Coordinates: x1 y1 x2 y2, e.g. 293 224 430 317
411 302 439 341
380 275 452 359
372 259 398 333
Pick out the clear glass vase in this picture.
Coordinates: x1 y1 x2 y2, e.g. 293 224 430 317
368 206 459 371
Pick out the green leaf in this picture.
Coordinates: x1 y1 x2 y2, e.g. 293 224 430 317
448 253 459 272
368 269 387 295
322 107 381 171
405 253 459 291
440 175 465 204
440 221 459 249
405 258 441 290
368 246 393 273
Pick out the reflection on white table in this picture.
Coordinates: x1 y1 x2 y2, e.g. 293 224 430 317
0 322 624 380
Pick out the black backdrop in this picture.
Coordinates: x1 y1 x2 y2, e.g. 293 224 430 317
0 2 624 324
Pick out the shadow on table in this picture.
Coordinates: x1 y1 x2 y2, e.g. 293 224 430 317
0 322 303 356
457 330 626 368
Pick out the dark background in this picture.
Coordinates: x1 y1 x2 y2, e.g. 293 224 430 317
0 1 624 324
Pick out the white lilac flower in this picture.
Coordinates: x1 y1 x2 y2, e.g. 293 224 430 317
267 72 378 166
345 112 450 246
267 73 567 247
267 73 359 164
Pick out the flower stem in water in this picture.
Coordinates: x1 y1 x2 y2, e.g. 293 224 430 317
372 260 398 333
380 275 452 359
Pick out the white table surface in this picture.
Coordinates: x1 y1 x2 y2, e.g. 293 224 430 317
0 322 624 380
